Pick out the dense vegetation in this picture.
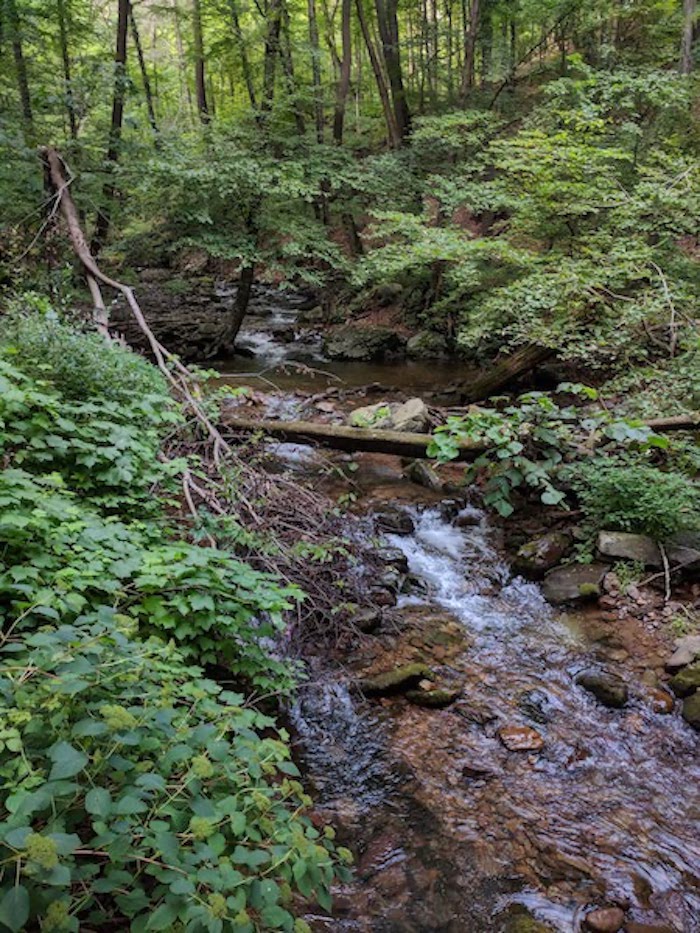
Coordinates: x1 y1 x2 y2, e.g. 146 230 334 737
1 0 699 928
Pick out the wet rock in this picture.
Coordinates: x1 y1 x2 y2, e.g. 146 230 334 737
665 634 700 671
461 761 498 782
375 546 409 574
643 687 675 714
542 563 608 604
404 460 443 492
438 498 463 520
515 531 572 577
497 725 545 752
375 507 415 536
369 587 397 607
624 924 674 933
358 663 431 696
518 688 554 724
324 325 405 361
406 330 448 359
391 398 430 432
503 905 553 932
668 662 700 698
598 531 661 567
576 670 629 708
406 684 462 708
583 906 625 932
681 693 700 730
454 507 481 527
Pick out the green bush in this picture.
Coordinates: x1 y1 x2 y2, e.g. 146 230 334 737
0 613 349 932
0 303 164 404
573 460 700 540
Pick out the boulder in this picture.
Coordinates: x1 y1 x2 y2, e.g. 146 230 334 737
667 530 700 569
668 662 700 698
497 725 545 752
347 397 430 433
391 398 430 432
583 907 625 932
681 692 700 731
358 663 430 696
576 670 628 708
406 330 449 359
597 531 661 567
542 563 608 604
324 325 405 361
665 634 700 671
347 402 394 429
515 531 572 576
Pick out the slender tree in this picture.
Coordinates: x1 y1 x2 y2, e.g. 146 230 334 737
130 3 160 139
308 0 324 142
680 0 697 73
374 0 411 140
90 0 128 256
6 0 34 136
356 0 400 147
56 0 78 140
333 0 352 142
192 0 209 121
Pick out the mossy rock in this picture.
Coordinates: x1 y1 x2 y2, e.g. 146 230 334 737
669 663 700 698
406 686 462 708
358 663 430 696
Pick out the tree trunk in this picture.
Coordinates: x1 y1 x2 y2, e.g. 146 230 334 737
229 260 255 345
6 0 33 135
172 0 195 122
333 0 352 143
356 0 400 147
192 0 209 121
229 0 257 108
460 0 479 99
130 4 160 139
458 345 555 402
680 0 697 73
261 0 282 119
308 0 324 142
90 0 128 257
56 0 77 139
375 0 411 140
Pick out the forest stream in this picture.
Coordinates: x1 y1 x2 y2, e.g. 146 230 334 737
214 302 700 933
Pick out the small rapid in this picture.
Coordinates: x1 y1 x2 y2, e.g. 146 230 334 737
293 504 700 932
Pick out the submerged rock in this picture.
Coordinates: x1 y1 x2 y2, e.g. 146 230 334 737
518 688 555 724
668 662 700 698
542 563 608 604
583 906 625 932
515 531 572 576
358 663 431 696
576 670 629 709
643 687 675 714
681 692 700 731
405 683 462 708
497 725 545 752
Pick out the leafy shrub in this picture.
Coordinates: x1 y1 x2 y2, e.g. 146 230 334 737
0 613 349 932
428 385 668 517
0 303 165 405
572 460 700 540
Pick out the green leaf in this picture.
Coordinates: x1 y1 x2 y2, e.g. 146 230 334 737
146 901 179 930
48 741 89 780
0 885 30 932
85 788 112 818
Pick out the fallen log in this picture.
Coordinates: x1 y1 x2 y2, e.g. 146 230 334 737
223 416 488 460
458 344 555 403
223 409 700 461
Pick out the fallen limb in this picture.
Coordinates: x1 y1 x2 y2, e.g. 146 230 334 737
458 344 555 403
222 416 487 460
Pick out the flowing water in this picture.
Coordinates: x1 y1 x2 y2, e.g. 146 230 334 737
218 307 700 932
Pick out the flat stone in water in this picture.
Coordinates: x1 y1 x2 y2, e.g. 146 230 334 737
576 670 629 709
497 725 545 752
542 563 608 604
583 906 625 932
358 663 431 696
